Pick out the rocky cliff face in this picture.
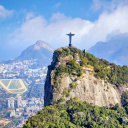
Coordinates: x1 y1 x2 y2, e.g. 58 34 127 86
52 71 121 107
44 47 128 107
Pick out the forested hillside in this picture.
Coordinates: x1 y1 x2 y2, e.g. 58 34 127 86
24 96 128 128
24 47 128 127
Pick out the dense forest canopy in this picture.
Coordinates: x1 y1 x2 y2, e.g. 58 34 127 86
24 96 128 128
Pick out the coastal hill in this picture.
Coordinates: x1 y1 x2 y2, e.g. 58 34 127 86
44 47 128 107
24 46 128 128
2 40 54 68
16 40 54 67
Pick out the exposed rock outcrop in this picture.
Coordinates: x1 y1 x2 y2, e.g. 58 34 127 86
52 71 121 106
44 47 128 107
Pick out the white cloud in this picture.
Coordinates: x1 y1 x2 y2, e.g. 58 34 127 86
53 2 61 9
50 13 70 22
26 12 35 20
91 0 128 12
91 0 102 11
8 15 47 50
0 5 13 18
7 5 128 53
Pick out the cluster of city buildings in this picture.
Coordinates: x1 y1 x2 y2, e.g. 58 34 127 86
8 96 44 127
0 59 47 84
0 59 47 127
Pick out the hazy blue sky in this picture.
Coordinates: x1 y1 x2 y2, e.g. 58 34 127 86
0 0 128 61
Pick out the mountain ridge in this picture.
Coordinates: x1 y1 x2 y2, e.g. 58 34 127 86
2 40 54 67
88 32 128 66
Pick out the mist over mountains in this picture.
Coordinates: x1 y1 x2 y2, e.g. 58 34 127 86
16 40 54 67
2 32 128 67
3 40 54 67
88 33 128 66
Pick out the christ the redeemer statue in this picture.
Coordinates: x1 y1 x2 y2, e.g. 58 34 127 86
66 32 75 47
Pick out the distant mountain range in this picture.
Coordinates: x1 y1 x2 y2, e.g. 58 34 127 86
2 33 128 67
3 40 54 67
88 33 128 66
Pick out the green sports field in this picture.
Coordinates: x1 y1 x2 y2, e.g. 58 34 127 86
0 79 27 94
9 80 22 89
1 80 10 87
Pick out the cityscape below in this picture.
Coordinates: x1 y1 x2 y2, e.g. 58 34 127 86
0 59 47 127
